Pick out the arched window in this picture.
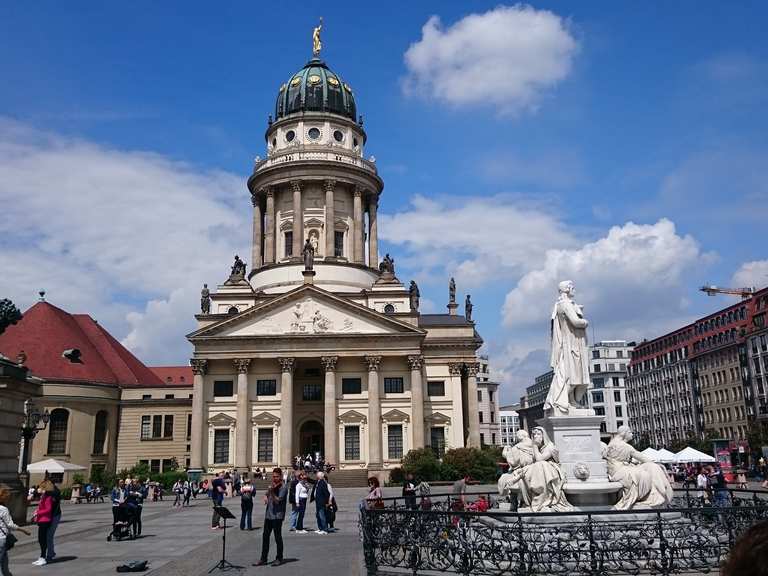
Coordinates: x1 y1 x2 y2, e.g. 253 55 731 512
47 409 69 455
93 410 108 455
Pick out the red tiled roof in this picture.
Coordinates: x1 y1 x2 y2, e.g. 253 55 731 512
149 366 193 387
0 301 163 387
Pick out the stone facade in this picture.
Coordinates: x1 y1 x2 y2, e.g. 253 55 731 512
477 356 500 446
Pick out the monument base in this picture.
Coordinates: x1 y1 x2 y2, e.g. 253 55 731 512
302 270 316 285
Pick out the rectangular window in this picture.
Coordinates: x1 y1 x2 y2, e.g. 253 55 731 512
617 350 624 358
186 414 192 440
492 433 496 444
430 427 446 458
612 376 621 387
608 363 616 371
593 364 601 373
345 426 360 460
592 350 600 359
614 390 622 402
152 415 162 438
141 415 151 440
142 394 151 400
213 380 234 397
480 433 485 446
489 391 494 403
257 428 273 462
150 459 161 474
285 231 293 257
163 415 174 438
164 394 175 399
213 429 229 464
388 424 403 460
303 383 322 401
593 378 604 388
615 406 623 417
477 390 482 402
384 377 404 394
594 406 605 416
342 378 362 395
257 379 277 395
491 412 495 423
161 459 175 472
334 231 344 257
592 391 604 403
427 381 445 396
479 411 484 423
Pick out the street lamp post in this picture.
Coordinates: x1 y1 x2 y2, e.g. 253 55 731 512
20 400 49 492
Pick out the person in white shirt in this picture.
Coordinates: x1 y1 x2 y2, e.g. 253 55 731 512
696 467 710 505
294 474 309 533
1 485 31 576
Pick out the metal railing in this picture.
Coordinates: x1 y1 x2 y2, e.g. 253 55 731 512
360 489 768 575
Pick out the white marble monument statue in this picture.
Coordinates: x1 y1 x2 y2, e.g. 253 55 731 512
497 429 572 512
603 426 673 510
545 280 591 415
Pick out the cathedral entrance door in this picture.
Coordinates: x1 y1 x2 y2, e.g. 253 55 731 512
299 420 324 458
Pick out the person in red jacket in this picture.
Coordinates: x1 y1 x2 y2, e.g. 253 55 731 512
31 480 54 566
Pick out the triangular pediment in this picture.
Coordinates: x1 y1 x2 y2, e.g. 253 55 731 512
382 409 410 423
425 412 451 425
252 412 280 426
338 409 367 424
189 285 424 339
208 413 235 426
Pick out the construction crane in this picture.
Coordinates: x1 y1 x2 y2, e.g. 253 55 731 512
699 285 754 299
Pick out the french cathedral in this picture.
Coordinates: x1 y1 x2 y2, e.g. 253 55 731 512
187 47 484 477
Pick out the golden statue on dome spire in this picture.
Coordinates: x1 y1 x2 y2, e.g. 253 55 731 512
312 17 323 57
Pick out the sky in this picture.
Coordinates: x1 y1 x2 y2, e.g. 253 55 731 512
1 2 767 403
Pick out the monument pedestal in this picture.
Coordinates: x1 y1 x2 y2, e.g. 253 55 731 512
541 413 621 507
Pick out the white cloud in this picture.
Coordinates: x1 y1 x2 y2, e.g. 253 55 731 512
402 5 578 114
379 194 576 288
0 118 249 364
502 219 709 328
732 260 768 289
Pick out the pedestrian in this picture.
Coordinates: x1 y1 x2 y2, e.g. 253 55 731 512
210 471 226 529
710 465 729 507
32 479 54 566
111 479 125 524
0 484 31 576
172 480 183 507
402 472 417 510
696 467 709 505
183 480 192 506
126 480 143 537
364 477 383 511
312 471 331 535
294 473 309 533
736 469 748 490
44 479 62 562
253 468 287 567
287 470 300 532
240 479 254 530
326 476 337 532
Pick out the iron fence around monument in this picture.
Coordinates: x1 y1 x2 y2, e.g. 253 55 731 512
360 489 768 576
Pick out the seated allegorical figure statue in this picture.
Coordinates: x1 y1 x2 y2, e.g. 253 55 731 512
498 428 572 512
603 425 673 510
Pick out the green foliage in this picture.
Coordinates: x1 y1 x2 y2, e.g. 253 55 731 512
154 471 186 489
89 467 115 489
401 448 441 482
442 447 498 483
71 473 86 486
0 298 22 336
388 467 405 485
115 462 185 488
747 423 768 453
164 457 179 472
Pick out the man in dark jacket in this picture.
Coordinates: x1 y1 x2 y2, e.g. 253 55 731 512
313 471 331 534
254 468 288 567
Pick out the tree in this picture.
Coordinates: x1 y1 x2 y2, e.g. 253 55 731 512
0 299 22 336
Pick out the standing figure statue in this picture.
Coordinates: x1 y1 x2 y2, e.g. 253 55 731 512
230 255 247 280
544 280 590 415
312 17 323 57
200 284 211 314
603 426 673 510
379 254 395 275
449 277 456 304
465 294 473 321
303 237 314 271
409 280 420 312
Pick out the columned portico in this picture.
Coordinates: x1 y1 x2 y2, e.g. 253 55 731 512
353 186 364 264
278 357 295 467
291 181 303 258
234 358 251 469
321 356 338 465
264 188 275 264
368 196 378 268
250 192 262 269
324 180 336 259
190 359 208 469
466 362 481 447
408 355 425 449
365 355 382 468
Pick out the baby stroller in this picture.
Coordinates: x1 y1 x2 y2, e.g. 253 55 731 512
108 503 135 541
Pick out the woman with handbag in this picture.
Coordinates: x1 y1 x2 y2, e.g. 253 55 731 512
0 485 31 575
31 480 54 566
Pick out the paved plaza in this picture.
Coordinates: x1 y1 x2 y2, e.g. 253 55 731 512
7 485 410 576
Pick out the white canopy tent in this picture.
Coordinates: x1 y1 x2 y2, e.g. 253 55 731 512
26 458 86 473
675 447 716 464
653 449 678 464
641 447 660 460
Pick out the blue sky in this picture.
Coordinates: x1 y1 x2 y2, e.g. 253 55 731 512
1 2 767 402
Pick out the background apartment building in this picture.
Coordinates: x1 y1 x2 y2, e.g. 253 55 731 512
476 355 501 446
588 340 634 436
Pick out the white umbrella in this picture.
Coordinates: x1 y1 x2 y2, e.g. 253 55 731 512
654 449 678 464
26 458 86 473
675 447 716 464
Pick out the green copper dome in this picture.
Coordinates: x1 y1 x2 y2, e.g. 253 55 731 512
275 58 357 122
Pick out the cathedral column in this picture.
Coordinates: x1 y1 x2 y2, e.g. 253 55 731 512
234 358 251 470
365 355 382 468
190 359 208 470
278 358 295 467
324 180 336 259
466 362 481 447
264 188 275 264
448 362 465 448
250 192 262 269
321 356 338 465
408 355 425 449
291 181 303 258
368 196 378 268
353 186 364 264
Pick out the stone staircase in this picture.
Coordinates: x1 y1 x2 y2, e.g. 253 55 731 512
251 468 369 491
